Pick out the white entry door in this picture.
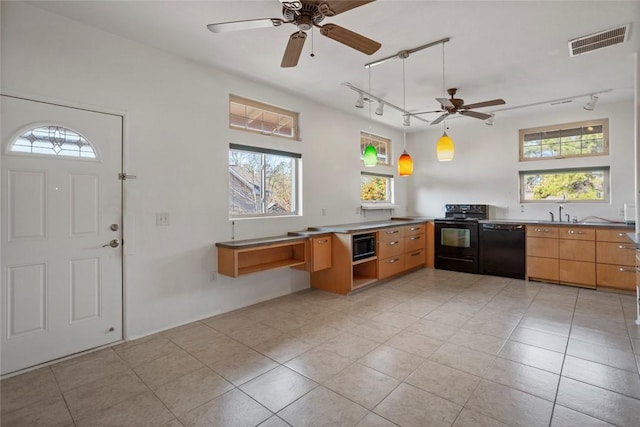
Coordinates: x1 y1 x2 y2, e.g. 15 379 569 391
1 95 123 375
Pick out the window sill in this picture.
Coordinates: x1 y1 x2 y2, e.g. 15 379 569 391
361 203 398 210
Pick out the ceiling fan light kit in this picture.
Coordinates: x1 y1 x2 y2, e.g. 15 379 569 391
207 0 381 68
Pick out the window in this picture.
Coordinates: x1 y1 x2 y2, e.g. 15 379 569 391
360 132 391 165
361 172 393 203
228 144 301 218
519 118 608 160
519 167 609 203
229 95 299 140
8 125 97 159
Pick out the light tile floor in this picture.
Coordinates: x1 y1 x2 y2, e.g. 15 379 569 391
2 268 640 426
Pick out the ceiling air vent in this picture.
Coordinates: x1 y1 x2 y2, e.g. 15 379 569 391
568 24 630 57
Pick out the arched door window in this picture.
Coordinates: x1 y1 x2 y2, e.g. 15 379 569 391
8 125 97 159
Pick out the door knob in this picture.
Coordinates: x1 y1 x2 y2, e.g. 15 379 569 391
102 239 120 248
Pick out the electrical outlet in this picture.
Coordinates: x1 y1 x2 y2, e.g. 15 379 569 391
618 207 625 217
156 212 170 226
210 272 217 281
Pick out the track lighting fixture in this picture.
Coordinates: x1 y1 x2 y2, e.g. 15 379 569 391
375 101 384 116
403 115 410 127
355 93 364 108
485 113 495 126
584 95 598 111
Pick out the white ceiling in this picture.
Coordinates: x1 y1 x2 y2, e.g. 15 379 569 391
28 0 640 131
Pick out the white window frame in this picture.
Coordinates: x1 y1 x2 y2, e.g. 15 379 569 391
519 167 610 203
360 131 391 166
229 95 299 140
228 144 301 219
519 118 609 161
360 172 394 205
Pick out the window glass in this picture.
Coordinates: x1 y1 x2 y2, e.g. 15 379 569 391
229 95 299 140
229 144 301 218
519 167 609 203
361 172 393 203
360 132 391 165
520 119 608 160
9 125 97 159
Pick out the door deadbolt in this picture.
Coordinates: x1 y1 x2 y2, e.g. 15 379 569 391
102 239 120 248
110 224 119 231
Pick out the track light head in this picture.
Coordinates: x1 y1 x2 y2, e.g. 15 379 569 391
403 115 410 126
355 93 364 108
584 95 598 111
375 101 384 116
485 113 495 126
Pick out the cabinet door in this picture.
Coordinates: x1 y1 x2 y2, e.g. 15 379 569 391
558 227 595 241
379 227 404 241
405 224 425 236
312 236 332 271
596 263 636 291
405 250 425 270
560 260 596 288
559 240 595 262
527 236 558 258
527 226 559 238
527 257 559 281
596 228 634 243
596 241 636 266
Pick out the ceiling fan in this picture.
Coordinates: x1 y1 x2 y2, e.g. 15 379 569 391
206 0 381 68
418 88 506 125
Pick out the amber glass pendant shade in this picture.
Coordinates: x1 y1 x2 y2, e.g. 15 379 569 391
363 144 378 166
398 150 413 176
436 131 454 161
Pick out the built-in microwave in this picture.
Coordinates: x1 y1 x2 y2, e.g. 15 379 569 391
352 233 376 261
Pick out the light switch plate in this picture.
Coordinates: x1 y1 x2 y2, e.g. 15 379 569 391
156 212 170 226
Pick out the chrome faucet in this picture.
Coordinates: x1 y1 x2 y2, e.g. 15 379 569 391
548 211 554 222
558 205 564 222
565 214 570 222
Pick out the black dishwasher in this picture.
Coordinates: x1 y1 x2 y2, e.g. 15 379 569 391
479 223 526 279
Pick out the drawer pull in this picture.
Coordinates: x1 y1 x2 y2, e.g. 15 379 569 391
410 236 421 240
534 228 550 233
618 233 627 237
387 241 400 246
317 239 328 244
387 258 400 263
410 227 421 231
386 230 400 234
567 230 584 235
618 266 637 273
618 245 635 250
410 251 421 257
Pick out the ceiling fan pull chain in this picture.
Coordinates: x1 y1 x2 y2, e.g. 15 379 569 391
310 27 315 57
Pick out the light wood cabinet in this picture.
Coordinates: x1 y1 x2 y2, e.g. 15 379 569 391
217 239 307 277
425 221 435 268
595 227 635 291
526 226 559 282
310 235 332 272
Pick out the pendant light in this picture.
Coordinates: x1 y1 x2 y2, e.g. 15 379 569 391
398 54 413 176
436 41 454 161
363 65 378 167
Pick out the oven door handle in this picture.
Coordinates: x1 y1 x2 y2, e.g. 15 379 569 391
440 221 466 226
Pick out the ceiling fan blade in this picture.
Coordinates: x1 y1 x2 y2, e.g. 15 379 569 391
462 99 506 109
412 110 445 115
207 18 283 33
281 31 307 67
436 97 454 108
430 113 449 125
459 110 492 120
317 0 375 16
319 24 381 55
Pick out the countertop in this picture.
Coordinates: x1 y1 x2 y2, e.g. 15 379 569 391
215 235 308 249
479 219 634 228
308 218 429 234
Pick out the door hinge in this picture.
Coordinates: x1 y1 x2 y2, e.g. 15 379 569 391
118 173 137 181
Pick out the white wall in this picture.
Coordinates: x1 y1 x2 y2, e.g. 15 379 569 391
0 2 408 339
406 98 635 222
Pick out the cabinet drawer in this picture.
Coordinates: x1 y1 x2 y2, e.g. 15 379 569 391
596 241 636 266
527 256 559 281
558 227 595 241
596 263 636 291
379 227 404 240
559 260 595 288
311 235 332 271
378 238 405 259
559 239 595 262
404 224 425 236
527 226 559 238
596 228 635 243
378 255 405 279
405 249 425 270
405 233 426 252
527 236 558 258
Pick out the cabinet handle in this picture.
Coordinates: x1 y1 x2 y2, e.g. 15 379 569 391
410 251 421 256
618 245 634 250
618 266 637 273
410 236 421 240
386 230 399 234
618 233 627 237
567 230 584 235
387 258 400 263
317 239 328 244
410 227 421 231
534 228 550 233
387 241 400 246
